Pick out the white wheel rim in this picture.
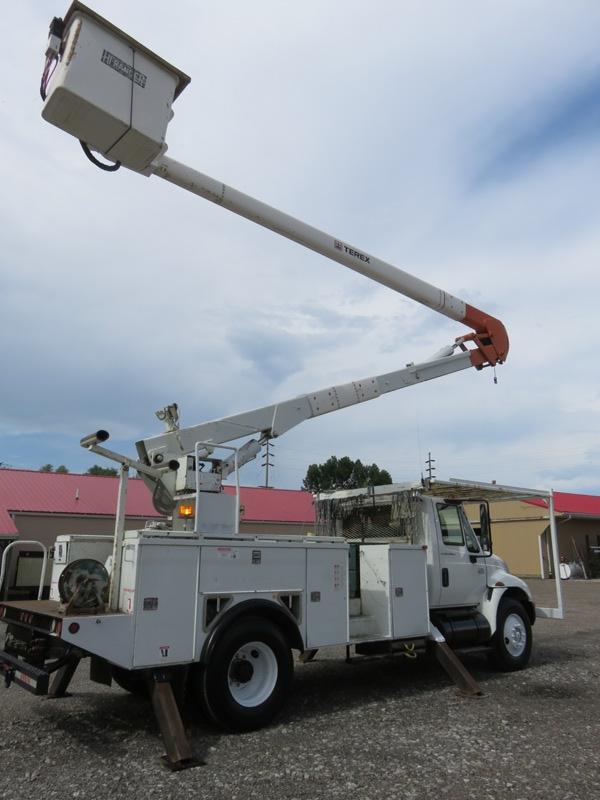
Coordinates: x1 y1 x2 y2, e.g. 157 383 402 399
503 613 527 657
227 641 278 707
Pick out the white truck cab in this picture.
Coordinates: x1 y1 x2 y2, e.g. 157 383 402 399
314 482 539 670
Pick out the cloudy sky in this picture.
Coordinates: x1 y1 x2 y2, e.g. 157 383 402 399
2 1 600 493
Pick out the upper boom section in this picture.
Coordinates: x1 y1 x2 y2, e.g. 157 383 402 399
153 157 509 369
40 4 509 370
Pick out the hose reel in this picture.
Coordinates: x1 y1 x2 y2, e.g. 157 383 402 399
58 559 109 614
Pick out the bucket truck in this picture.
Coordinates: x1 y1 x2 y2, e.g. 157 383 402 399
0 3 564 770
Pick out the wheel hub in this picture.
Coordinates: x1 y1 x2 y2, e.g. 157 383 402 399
503 613 527 657
227 641 279 708
230 658 254 684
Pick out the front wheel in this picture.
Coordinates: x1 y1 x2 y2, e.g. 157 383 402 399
488 598 532 671
194 616 293 732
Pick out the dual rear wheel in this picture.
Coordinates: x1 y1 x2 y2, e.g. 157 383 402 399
193 616 294 732
111 616 293 732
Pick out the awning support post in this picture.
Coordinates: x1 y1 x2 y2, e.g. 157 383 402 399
536 491 565 620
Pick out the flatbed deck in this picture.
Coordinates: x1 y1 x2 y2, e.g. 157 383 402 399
0 599 119 623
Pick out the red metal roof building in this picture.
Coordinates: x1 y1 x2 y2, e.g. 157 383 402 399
525 493 600 518
0 469 315 538
0 469 162 537
0 469 315 599
225 485 315 526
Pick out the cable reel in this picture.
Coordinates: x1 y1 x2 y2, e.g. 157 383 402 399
58 559 110 613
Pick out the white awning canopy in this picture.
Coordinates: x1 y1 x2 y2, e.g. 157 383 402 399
317 476 563 622
424 478 562 620
422 478 551 504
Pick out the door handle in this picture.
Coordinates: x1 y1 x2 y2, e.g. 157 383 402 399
442 567 449 587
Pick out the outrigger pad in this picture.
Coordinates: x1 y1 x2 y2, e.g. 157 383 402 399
150 671 203 770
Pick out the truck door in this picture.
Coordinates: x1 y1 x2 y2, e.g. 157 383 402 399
435 503 486 608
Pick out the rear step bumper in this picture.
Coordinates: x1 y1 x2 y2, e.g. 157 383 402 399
0 649 50 695
0 600 64 637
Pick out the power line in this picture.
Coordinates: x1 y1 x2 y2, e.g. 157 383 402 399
261 440 275 488
425 451 436 480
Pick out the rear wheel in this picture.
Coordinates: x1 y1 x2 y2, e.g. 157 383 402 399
194 616 293 732
488 598 532 671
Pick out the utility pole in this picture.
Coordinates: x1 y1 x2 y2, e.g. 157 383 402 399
425 452 436 480
261 440 274 488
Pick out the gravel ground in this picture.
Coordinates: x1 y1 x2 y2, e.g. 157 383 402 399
0 579 598 800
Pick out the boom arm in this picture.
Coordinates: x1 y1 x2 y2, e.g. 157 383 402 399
137 161 508 488
136 348 472 474
42 5 510 503
39 4 508 368
152 156 509 370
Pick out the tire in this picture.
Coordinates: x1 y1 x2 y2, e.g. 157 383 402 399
488 598 532 671
195 616 293 732
111 666 148 696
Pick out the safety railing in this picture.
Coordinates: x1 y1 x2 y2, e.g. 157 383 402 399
194 441 240 535
0 541 48 601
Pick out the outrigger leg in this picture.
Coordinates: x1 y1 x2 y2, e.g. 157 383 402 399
427 625 482 697
149 669 201 771
47 654 81 698
298 649 318 663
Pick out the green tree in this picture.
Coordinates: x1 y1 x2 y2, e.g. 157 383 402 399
86 465 118 477
55 465 69 474
40 464 54 472
302 456 392 493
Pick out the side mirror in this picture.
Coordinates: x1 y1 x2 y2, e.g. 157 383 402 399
479 502 492 555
